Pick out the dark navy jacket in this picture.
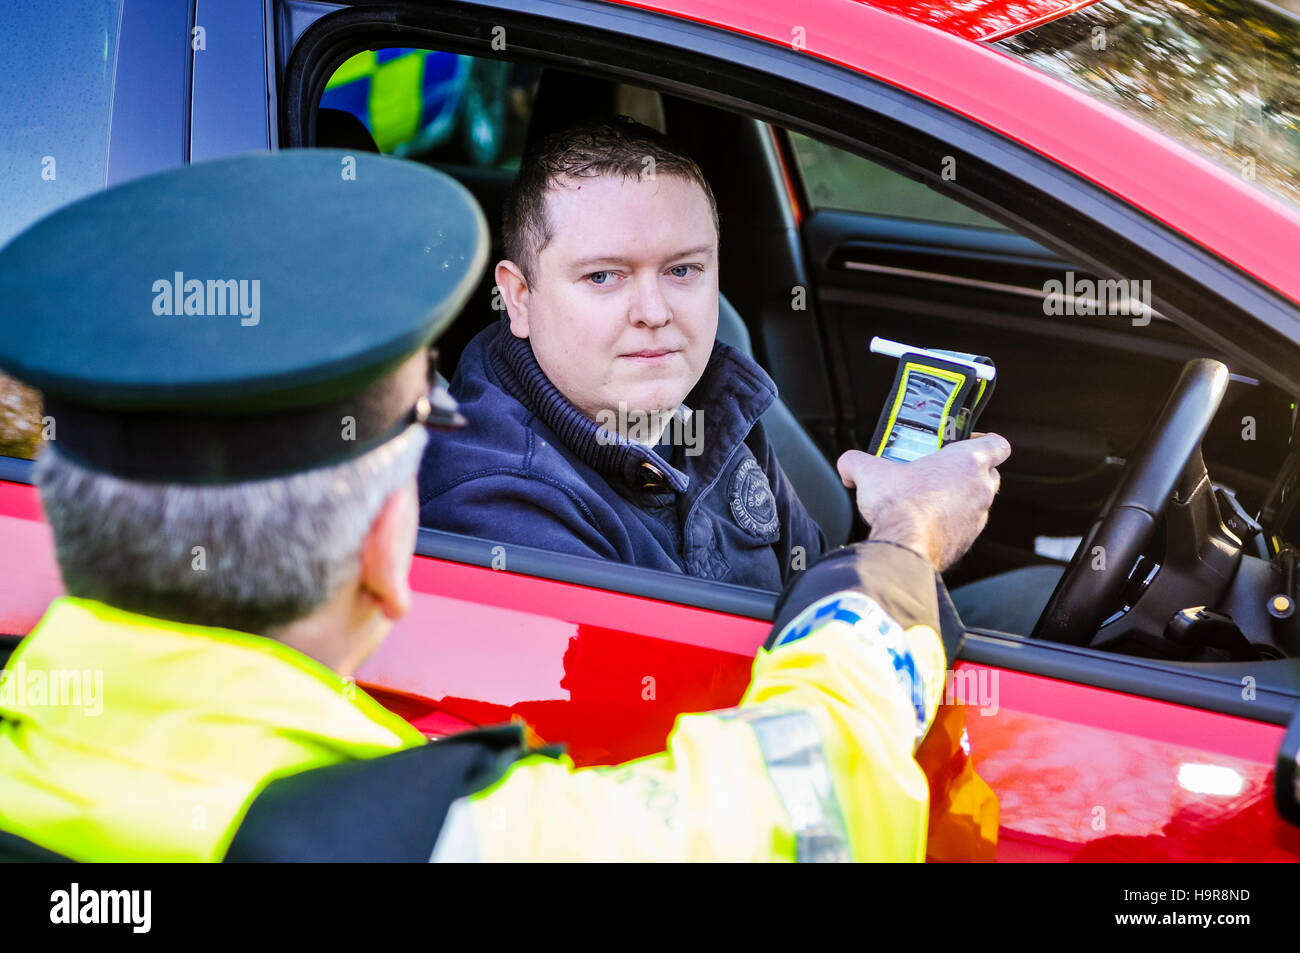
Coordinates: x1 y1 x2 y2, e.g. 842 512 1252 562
418 319 826 590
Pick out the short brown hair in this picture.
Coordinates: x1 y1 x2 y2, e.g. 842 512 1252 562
502 116 720 285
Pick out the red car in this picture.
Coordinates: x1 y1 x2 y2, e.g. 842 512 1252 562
3 0 1300 861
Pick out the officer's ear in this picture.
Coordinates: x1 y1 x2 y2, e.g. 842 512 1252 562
496 259 531 339
358 481 418 621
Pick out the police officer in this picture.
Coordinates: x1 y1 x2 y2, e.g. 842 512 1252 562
0 151 1007 862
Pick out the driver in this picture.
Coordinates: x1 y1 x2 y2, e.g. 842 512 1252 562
419 117 820 589
418 117 1053 634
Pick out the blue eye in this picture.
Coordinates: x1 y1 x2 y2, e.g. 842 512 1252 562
669 264 700 279
588 271 614 285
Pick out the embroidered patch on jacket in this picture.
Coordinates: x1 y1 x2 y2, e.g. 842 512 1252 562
728 457 780 539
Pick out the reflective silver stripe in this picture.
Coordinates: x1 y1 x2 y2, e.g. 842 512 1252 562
720 708 850 862
772 591 930 741
428 797 481 863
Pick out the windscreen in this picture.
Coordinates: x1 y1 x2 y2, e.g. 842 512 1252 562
997 0 1300 213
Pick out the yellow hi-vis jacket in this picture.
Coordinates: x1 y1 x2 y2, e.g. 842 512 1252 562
430 541 948 861
0 541 955 861
0 598 426 862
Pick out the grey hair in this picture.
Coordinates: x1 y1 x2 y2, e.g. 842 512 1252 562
34 426 429 635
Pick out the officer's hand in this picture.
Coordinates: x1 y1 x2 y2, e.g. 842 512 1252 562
837 434 1011 572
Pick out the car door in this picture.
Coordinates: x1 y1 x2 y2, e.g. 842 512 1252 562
358 545 1300 860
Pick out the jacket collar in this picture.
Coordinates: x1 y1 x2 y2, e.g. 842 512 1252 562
489 318 777 495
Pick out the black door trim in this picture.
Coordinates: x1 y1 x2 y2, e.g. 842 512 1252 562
414 526 781 619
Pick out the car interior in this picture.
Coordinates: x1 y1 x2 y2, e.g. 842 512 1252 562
307 45 1300 675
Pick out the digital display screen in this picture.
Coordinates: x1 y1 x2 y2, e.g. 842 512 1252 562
900 371 952 431
880 370 957 461
882 424 941 462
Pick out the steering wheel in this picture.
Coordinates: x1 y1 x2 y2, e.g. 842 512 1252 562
1032 359 1230 645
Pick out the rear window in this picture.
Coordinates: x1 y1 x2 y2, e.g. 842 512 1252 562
997 0 1300 213
788 131 1011 230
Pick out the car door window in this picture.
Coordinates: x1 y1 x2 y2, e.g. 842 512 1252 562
787 131 1009 230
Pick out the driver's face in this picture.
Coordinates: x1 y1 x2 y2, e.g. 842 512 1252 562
502 172 719 422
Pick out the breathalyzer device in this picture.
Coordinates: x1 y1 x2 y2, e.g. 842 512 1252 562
867 337 996 463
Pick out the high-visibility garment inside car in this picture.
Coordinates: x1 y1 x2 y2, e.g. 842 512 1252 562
0 543 947 862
